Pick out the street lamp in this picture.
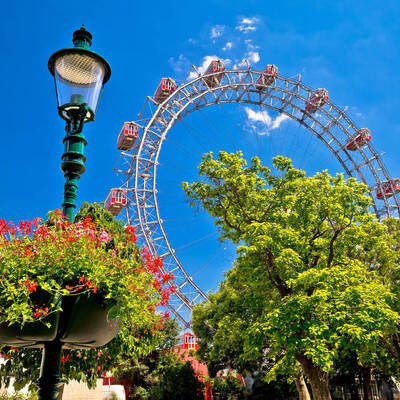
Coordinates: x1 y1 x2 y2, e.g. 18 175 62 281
33 27 111 400
48 25 111 221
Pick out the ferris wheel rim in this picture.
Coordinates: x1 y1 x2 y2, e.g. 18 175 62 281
116 66 399 328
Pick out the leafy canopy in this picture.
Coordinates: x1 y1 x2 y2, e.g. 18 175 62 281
184 152 400 379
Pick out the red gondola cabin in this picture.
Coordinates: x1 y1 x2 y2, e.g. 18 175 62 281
154 78 176 104
345 128 371 151
105 189 127 216
117 122 139 151
377 179 400 200
176 332 199 351
203 60 225 88
305 88 329 113
256 64 278 90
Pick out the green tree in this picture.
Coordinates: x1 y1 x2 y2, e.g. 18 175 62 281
184 151 400 400
111 316 180 399
148 352 203 400
210 373 245 400
247 372 298 400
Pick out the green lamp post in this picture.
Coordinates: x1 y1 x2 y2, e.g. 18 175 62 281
31 26 111 400
48 25 111 221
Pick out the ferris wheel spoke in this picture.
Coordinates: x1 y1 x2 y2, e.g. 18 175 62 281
176 119 214 153
173 232 218 253
198 107 237 152
192 245 231 278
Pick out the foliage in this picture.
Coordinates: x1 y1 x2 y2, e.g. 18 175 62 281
0 393 36 400
184 151 400 399
246 373 298 400
148 351 203 400
210 374 245 400
0 203 174 390
111 317 180 399
0 321 178 392
354 217 400 367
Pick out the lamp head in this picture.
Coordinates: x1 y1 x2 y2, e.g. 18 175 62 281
48 26 111 122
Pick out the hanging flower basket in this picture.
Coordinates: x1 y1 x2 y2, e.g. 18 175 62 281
0 294 118 348
0 207 174 352
0 288 61 347
0 311 60 347
60 293 119 349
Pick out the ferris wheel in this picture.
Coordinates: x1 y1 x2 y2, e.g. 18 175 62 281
107 59 400 328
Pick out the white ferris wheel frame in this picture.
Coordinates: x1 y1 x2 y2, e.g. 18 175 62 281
114 64 400 328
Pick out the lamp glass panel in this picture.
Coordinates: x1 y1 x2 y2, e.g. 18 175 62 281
55 53 105 112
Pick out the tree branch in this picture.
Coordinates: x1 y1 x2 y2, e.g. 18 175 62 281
265 251 291 297
222 207 245 235
230 185 253 224
381 336 400 362
327 229 342 268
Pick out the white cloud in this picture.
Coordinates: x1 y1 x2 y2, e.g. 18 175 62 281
246 107 272 125
247 51 260 64
210 25 225 39
236 16 260 33
232 54 259 69
244 107 289 135
222 42 233 51
240 17 259 25
169 54 191 75
245 39 259 50
187 55 230 81
271 113 290 129
350 106 364 119
236 25 257 33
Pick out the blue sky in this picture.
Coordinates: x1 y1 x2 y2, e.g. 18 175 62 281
2 0 400 294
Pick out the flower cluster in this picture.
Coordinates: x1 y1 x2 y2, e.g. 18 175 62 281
21 280 38 293
0 210 176 344
141 247 175 307
125 225 138 243
32 307 49 318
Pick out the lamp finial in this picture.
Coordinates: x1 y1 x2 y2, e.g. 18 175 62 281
72 26 92 49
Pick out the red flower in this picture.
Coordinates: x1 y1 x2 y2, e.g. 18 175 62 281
61 354 70 364
125 226 137 243
162 273 174 284
33 224 50 239
78 276 98 293
22 280 38 293
0 219 11 238
33 307 49 318
80 216 97 231
33 217 42 227
17 220 33 235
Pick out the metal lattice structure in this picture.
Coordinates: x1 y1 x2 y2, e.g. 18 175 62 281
113 64 400 328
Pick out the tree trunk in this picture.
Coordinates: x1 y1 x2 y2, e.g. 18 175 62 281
348 372 359 400
362 366 373 400
294 372 311 400
296 354 332 400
